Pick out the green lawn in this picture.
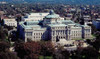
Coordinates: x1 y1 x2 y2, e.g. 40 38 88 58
39 56 53 59
72 38 83 40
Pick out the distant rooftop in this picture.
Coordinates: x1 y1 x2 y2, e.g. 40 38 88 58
29 13 49 17
96 18 100 21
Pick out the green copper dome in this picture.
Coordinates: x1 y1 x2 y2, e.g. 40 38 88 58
45 10 59 18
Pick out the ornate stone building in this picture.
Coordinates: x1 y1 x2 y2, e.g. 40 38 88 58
18 10 91 42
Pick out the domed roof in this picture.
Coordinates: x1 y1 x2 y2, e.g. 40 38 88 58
45 10 59 18
49 10 55 15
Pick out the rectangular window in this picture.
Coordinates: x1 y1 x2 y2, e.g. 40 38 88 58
53 31 55 35
85 29 90 32
69 30 70 34
26 32 32 36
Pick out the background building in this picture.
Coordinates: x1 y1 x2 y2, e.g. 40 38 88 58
4 18 17 27
92 18 100 30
